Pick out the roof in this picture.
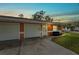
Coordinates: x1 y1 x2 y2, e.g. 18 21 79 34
0 15 53 24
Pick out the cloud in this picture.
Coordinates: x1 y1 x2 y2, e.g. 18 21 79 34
53 14 79 22
0 9 34 18
50 10 79 17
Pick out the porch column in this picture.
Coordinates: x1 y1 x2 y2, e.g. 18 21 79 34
20 23 24 47
41 24 43 39
18 23 24 54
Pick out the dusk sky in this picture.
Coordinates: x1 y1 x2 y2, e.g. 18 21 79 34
0 3 79 21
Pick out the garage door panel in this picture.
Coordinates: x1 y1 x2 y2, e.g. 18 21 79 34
0 22 19 41
24 24 41 38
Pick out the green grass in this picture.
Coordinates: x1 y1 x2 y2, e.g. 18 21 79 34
52 32 79 54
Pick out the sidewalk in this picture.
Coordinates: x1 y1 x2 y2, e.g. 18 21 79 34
0 38 76 55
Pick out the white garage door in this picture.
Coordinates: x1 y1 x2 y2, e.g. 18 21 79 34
0 22 19 41
24 24 41 38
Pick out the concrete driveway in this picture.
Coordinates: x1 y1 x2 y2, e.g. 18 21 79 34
0 38 76 55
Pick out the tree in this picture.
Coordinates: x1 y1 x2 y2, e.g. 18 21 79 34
32 10 45 20
45 16 51 21
45 15 53 22
18 14 24 18
32 10 53 22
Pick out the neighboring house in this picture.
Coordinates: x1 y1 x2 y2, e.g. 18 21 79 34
64 27 71 32
0 15 53 41
74 27 79 31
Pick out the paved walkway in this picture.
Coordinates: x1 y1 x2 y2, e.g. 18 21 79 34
0 38 76 55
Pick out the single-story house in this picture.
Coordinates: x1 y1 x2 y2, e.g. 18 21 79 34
0 15 55 41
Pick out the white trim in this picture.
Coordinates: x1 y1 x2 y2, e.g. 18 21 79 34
19 32 24 34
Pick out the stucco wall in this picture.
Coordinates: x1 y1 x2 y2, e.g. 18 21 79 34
42 24 48 36
0 22 19 41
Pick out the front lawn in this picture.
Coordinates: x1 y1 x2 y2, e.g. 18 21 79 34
52 32 79 54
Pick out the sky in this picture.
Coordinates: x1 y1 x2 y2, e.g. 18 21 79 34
0 3 79 22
